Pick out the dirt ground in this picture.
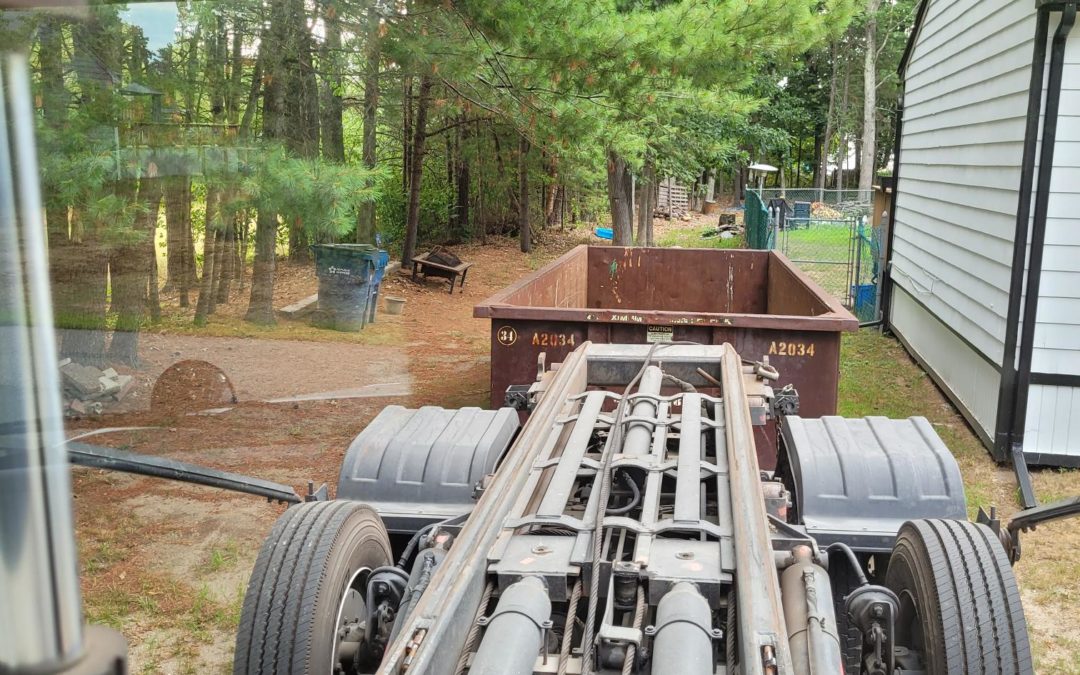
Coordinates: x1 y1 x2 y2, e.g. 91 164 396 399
71 229 591 674
70 226 1080 674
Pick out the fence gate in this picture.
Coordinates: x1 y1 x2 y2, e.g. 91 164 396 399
778 216 858 307
749 191 885 323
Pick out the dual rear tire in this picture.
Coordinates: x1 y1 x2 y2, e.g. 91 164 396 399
233 501 392 675
884 519 1032 675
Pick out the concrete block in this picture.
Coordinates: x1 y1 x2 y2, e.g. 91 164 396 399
112 375 135 401
278 293 319 319
98 375 121 396
60 363 104 396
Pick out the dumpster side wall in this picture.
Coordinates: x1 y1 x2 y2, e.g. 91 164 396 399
585 247 770 314
496 245 588 310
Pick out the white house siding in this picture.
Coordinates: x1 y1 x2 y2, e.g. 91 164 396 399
1032 33 1080 377
891 285 998 446
1023 30 1080 461
890 0 1037 441
1025 385 1080 461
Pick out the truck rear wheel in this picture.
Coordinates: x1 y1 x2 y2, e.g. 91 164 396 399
234 500 392 675
885 519 1032 674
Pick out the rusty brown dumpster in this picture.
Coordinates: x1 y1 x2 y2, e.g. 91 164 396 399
474 245 858 468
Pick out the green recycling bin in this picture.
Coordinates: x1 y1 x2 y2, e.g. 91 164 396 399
311 244 378 331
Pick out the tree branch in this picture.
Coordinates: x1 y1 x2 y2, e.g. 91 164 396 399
425 115 493 138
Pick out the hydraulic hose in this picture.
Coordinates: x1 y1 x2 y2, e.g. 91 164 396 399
606 470 641 515
826 542 868 587
397 521 440 568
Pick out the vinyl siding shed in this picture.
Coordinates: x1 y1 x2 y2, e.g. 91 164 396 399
887 0 1080 469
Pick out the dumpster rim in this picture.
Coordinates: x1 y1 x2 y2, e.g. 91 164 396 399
473 245 857 332
473 306 856 332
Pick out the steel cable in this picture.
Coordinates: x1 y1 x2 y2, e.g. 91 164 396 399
454 581 495 675
621 585 647 675
556 577 583 675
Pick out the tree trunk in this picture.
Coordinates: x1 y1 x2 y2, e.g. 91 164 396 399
245 209 278 325
40 18 68 252
518 135 531 253
647 176 656 246
181 180 196 306
56 18 116 366
237 210 249 291
56 219 109 367
636 158 654 246
163 175 191 292
148 235 161 324
705 168 716 203
402 76 413 195
544 157 559 227
285 0 318 261
356 6 380 244
194 231 218 326
838 50 852 191
446 129 455 216
238 50 263 137
244 0 297 322
401 74 432 266
207 220 226 313
454 119 471 242
811 125 823 190
859 0 881 194
195 188 222 326
492 125 516 220
557 184 565 228
108 178 161 365
478 150 488 244
319 4 345 163
795 137 804 187
215 204 237 305
228 17 244 124
817 42 838 200
287 216 305 261
606 150 634 246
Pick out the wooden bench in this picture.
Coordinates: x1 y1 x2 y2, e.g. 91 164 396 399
411 253 474 294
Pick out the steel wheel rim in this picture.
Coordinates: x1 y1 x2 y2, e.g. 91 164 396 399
330 566 372 675
895 588 926 656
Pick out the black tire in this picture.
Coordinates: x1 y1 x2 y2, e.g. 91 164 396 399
885 519 1032 675
234 500 392 675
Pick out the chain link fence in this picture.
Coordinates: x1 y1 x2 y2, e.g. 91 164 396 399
744 189 885 323
756 188 872 218
778 215 858 302
744 190 775 249
851 218 887 323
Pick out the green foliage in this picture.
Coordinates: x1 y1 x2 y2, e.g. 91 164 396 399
374 163 453 250
37 118 142 246
235 145 381 240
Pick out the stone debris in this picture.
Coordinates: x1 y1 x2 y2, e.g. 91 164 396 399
59 360 136 416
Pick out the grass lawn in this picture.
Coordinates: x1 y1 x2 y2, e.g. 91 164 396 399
655 224 745 249
778 222 878 301
781 224 856 271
